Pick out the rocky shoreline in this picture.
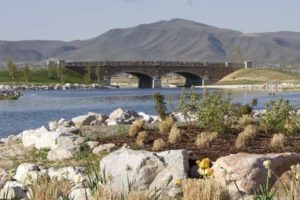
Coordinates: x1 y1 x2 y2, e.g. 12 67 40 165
1 108 300 200
0 88 21 100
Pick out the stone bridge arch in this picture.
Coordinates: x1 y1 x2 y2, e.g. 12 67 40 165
109 71 154 88
163 71 204 87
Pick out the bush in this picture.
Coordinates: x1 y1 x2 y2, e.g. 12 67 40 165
262 98 293 133
152 138 167 152
168 124 182 144
136 131 148 147
269 133 285 149
196 91 234 133
195 132 218 148
159 116 174 134
235 125 257 149
178 87 200 118
128 119 145 137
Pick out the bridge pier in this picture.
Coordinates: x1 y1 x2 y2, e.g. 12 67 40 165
152 76 162 88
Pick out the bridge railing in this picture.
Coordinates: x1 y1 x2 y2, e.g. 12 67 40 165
65 61 245 68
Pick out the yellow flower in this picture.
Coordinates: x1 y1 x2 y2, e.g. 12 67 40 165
200 158 211 169
196 160 201 167
263 160 271 169
174 179 181 187
204 168 214 177
198 168 206 176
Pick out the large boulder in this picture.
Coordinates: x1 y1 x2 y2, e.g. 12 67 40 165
107 108 139 125
72 112 106 127
13 163 40 184
212 152 300 199
21 126 62 150
45 133 84 161
99 147 189 199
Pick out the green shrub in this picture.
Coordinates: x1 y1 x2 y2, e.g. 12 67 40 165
178 87 200 118
196 91 234 133
262 98 293 134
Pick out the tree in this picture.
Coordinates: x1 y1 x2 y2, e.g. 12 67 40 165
95 65 102 83
23 65 30 83
7 59 16 80
153 93 167 120
84 64 92 84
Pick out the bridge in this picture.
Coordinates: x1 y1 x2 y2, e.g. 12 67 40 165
49 60 252 88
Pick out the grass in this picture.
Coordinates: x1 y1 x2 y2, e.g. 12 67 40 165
0 68 86 84
129 119 145 137
168 124 182 144
235 124 257 149
195 132 218 148
217 68 300 85
159 116 174 134
182 179 230 200
136 131 148 147
269 133 285 149
152 138 167 152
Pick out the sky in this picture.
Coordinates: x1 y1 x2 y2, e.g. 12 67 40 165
0 0 299 41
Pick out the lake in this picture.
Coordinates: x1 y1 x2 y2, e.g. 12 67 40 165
1 88 300 138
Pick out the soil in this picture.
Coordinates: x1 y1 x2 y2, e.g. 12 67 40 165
98 125 300 161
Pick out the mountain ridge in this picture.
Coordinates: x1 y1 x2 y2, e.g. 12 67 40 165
1 18 300 65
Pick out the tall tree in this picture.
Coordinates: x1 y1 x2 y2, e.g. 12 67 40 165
23 65 30 83
7 59 16 80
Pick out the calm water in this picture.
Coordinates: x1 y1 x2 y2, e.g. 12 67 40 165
1 88 300 138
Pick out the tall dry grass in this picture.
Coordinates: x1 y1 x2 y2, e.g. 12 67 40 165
127 191 150 200
235 124 257 149
136 131 148 147
182 179 230 200
152 138 167 152
94 186 120 200
128 119 145 137
29 175 73 200
269 133 285 149
168 124 182 144
238 114 252 128
159 116 174 135
195 132 218 148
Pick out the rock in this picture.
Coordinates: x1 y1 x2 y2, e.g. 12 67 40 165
72 112 105 127
99 148 189 199
14 163 40 184
69 188 93 200
138 112 153 123
105 119 118 126
86 141 99 150
212 152 300 199
108 108 139 124
172 112 186 122
271 170 295 199
0 181 27 199
0 168 9 190
92 143 116 154
47 166 85 183
21 126 62 150
47 145 81 161
189 165 200 178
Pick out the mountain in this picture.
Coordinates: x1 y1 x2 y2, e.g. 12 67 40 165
1 18 300 65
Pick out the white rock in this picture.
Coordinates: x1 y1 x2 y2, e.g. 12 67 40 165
105 119 119 126
99 148 189 198
47 145 81 161
92 143 116 154
14 163 39 184
108 108 138 124
86 141 99 149
21 126 62 150
0 181 27 199
138 112 153 123
72 112 105 127
47 166 85 183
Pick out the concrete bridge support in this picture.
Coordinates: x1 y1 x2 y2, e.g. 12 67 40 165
152 76 162 88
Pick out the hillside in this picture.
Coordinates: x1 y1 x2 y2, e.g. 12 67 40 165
1 19 300 65
217 69 300 84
